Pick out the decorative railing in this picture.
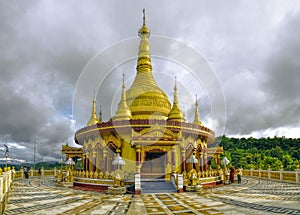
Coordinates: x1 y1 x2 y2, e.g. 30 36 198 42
243 168 300 183
13 167 57 178
0 169 14 214
72 169 136 181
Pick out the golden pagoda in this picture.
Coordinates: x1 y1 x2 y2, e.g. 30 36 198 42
65 9 223 194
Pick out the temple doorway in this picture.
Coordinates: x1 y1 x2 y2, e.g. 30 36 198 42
141 151 166 180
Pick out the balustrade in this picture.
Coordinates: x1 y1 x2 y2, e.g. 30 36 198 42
243 168 300 183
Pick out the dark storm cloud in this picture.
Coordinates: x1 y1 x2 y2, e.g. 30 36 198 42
1 0 300 162
264 12 300 125
222 10 300 136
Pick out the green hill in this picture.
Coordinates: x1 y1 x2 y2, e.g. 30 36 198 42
216 136 300 170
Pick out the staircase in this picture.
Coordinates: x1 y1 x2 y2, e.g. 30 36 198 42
141 181 177 194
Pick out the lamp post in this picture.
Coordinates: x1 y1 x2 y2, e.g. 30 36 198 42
66 158 75 169
222 156 230 182
64 157 75 183
186 152 198 170
112 153 125 187
112 153 125 170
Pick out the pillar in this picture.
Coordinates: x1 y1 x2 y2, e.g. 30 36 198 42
96 150 101 172
136 146 141 173
135 173 141 194
171 146 176 173
82 154 86 171
216 154 220 168
85 153 89 171
92 151 97 172
89 152 94 172
102 149 107 172
181 149 186 173
199 152 203 172
177 174 183 193
203 152 207 171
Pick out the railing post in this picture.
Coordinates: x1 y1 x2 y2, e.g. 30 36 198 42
259 167 261 178
295 165 299 183
268 165 271 179
30 167 34 177
41 167 44 177
20 167 24 178
250 168 253 177
135 173 141 195
280 165 284 181
177 174 183 193
54 167 57 177
5 173 9 193
12 167 15 180
0 177 3 208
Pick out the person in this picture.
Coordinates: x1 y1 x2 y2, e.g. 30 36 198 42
38 168 41 177
24 166 29 179
237 166 242 184
229 166 235 183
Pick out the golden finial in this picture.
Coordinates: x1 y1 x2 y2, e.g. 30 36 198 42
137 9 151 73
122 73 125 88
113 74 132 121
193 94 203 126
143 8 146 25
168 77 185 122
138 9 150 37
87 93 99 126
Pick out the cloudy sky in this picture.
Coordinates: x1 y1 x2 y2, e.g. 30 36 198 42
1 0 300 163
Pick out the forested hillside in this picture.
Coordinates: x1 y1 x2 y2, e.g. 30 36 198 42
216 136 300 170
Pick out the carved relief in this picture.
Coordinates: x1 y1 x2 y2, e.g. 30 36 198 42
140 145 170 163
132 123 179 140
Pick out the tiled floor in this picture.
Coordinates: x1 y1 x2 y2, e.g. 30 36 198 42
4 177 300 214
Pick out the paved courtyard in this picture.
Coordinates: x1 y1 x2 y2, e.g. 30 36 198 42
4 176 300 214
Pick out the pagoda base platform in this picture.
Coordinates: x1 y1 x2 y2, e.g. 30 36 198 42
107 187 127 195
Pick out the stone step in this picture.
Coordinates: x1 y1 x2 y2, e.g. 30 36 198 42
141 181 177 194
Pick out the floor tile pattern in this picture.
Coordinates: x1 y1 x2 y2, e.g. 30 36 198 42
4 176 300 214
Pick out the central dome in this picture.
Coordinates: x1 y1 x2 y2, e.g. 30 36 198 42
126 10 171 120
126 72 171 120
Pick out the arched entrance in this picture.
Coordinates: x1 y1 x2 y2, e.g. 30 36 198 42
141 151 167 180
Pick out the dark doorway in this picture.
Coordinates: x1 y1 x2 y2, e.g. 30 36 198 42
141 151 166 180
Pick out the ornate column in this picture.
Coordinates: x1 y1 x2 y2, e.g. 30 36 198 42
181 149 186 173
171 146 176 173
85 153 89 171
89 152 93 172
82 154 86 171
199 152 203 172
203 151 207 171
92 151 97 172
102 149 107 172
96 150 101 172
136 146 141 173
216 154 221 168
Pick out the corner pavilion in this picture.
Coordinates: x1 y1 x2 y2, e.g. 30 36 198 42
63 10 224 193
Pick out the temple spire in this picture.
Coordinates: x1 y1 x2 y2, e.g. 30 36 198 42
113 74 132 121
168 77 185 122
193 94 203 126
137 9 152 73
87 93 99 126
